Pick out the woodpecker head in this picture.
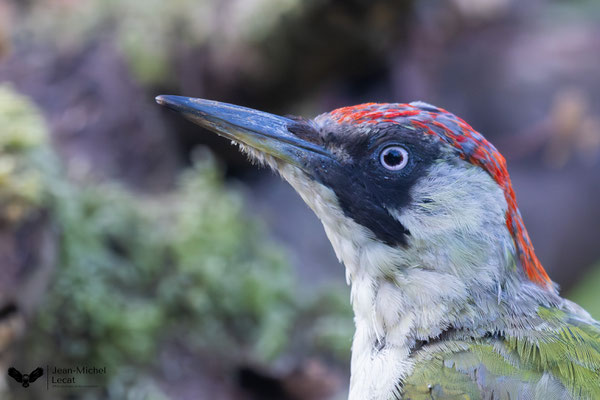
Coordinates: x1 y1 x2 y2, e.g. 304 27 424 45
156 96 553 294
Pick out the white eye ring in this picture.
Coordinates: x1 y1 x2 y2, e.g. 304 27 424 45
380 146 409 170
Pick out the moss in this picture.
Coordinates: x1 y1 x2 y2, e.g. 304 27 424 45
0 86 353 399
31 155 296 369
0 84 49 224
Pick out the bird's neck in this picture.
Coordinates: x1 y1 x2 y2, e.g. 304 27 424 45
340 223 560 400
279 166 561 399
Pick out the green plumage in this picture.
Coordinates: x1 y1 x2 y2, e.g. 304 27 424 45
403 307 600 400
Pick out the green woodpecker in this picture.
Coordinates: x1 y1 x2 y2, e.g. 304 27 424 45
156 96 600 400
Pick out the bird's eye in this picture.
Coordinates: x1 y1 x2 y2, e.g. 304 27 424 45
379 146 409 170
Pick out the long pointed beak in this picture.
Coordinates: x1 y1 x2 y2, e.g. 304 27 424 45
155 95 331 168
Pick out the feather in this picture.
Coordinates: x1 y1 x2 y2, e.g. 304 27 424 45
402 307 600 399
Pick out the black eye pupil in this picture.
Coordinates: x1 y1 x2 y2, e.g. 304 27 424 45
384 149 404 166
379 146 408 170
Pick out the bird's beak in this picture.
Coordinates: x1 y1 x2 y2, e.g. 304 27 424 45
155 95 332 169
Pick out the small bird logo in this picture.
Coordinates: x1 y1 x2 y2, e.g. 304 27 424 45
7 367 44 388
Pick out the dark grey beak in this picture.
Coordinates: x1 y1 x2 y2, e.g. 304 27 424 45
155 95 331 168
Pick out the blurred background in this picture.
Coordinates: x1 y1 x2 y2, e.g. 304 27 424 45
1 0 599 399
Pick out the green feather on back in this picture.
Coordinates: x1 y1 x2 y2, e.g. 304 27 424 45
402 307 600 400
